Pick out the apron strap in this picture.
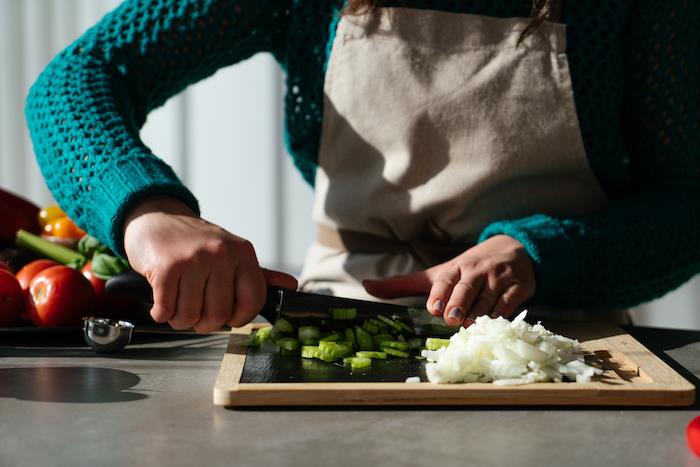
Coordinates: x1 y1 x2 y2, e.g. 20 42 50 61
317 224 473 266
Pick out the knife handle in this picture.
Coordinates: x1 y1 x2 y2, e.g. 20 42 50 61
105 271 280 325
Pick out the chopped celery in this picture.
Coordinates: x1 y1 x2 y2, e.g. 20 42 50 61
380 340 409 350
408 338 424 350
362 321 379 334
397 321 415 335
298 326 321 342
277 337 299 351
256 326 272 342
381 347 410 358
355 326 374 351
377 314 403 332
331 307 357 320
317 351 338 362
318 341 352 358
425 338 450 351
320 332 342 342
373 333 394 346
301 338 319 346
367 318 388 332
247 330 261 346
344 328 356 346
274 318 293 333
270 318 293 341
343 357 372 369
301 346 319 359
356 351 387 359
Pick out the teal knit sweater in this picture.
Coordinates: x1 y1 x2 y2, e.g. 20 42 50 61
25 0 700 310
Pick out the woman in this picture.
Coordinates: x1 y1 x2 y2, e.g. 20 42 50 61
25 0 699 332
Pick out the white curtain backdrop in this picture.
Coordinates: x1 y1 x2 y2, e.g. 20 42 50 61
0 0 697 329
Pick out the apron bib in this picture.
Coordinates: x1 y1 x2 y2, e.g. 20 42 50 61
299 8 624 323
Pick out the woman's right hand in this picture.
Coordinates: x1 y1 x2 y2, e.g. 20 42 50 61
123 196 297 332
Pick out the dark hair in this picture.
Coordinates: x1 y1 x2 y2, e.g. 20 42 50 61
344 0 561 45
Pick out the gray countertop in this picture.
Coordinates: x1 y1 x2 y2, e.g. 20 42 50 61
2 326 700 467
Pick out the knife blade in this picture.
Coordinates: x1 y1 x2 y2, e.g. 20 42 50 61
105 271 454 336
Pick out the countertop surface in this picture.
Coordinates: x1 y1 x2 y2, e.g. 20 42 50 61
2 325 700 467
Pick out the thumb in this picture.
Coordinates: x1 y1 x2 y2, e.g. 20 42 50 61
262 268 298 290
362 270 432 299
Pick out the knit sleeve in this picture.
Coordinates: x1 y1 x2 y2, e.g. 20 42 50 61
25 0 290 255
478 0 700 309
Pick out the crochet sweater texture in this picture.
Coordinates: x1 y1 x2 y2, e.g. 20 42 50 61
25 0 700 309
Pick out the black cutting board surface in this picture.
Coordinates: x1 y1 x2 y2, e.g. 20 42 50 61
239 342 427 383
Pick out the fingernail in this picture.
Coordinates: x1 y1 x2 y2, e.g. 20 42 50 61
447 306 464 321
433 299 444 313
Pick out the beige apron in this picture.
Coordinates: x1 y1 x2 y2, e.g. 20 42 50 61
299 8 625 323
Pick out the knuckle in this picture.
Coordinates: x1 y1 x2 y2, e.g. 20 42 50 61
205 238 230 258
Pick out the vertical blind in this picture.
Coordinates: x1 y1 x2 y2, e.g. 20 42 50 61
0 0 698 328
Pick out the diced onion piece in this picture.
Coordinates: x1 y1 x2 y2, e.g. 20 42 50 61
405 376 421 383
425 310 602 385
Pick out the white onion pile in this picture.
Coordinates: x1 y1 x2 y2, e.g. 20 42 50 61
422 310 602 385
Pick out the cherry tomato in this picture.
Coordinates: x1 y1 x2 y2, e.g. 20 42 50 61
81 261 106 298
16 259 59 292
687 416 700 457
38 205 65 229
27 265 96 327
0 270 23 326
49 216 86 240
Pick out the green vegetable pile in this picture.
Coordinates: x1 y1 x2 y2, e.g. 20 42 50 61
248 309 451 370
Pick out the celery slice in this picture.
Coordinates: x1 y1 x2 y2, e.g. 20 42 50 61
301 346 319 359
331 307 357 320
343 357 372 369
274 318 293 333
344 328 356 346
408 338 424 350
256 326 272 342
380 340 409 350
355 325 374 351
356 351 387 359
247 330 261 346
320 332 341 342
277 337 299 351
298 326 321 342
425 338 450 351
381 347 410 358
377 314 403 332
362 321 379 334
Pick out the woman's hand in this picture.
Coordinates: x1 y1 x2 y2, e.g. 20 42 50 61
362 235 535 327
123 196 297 332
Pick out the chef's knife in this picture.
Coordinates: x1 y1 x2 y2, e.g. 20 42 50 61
105 271 453 336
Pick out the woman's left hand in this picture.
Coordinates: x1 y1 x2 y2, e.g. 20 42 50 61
362 235 536 327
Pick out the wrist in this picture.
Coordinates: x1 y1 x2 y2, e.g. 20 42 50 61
123 195 197 240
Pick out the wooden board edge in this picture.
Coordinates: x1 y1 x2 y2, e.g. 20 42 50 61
221 383 695 407
213 324 256 406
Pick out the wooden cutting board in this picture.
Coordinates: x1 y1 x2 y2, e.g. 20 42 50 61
213 322 695 407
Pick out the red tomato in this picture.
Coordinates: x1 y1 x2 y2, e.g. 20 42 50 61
81 261 105 298
16 259 59 292
687 416 700 457
27 265 96 327
0 270 23 326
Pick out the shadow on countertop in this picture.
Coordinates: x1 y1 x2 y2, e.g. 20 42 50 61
0 366 147 403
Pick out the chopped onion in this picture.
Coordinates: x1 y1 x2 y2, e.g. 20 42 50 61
405 376 421 383
423 310 602 385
